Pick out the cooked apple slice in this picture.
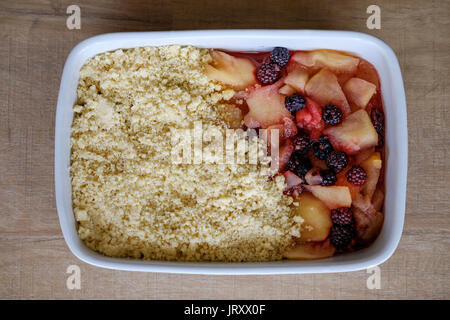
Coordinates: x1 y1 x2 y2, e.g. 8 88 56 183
244 82 293 129
356 60 380 87
304 185 352 209
372 188 384 211
279 84 296 96
205 50 257 90
267 117 297 141
360 152 382 198
344 78 377 109
283 239 335 260
293 192 332 241
305 168 323 185
324 109 379 155
353 205 384 243
283 170 304 196
292 50 360 73
355 147 375 164
284 67 309 93
305 69 351 115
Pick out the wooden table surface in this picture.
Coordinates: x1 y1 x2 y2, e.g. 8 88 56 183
1 0 449 300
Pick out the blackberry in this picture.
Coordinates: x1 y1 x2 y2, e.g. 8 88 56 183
326 151 348 173
346 165 367 186
320 169 337 186
312 136 334 160
322 104 343 125
293 130 310 153
270 47 290 67
370 108 384 135
285 93 306 114
287 151 312 178
330 224 355 249
256 63 281 85
331 207 354 226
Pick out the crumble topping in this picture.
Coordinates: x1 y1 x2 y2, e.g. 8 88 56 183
70 45 300 261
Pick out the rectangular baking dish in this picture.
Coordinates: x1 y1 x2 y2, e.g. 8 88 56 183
55 30 407 274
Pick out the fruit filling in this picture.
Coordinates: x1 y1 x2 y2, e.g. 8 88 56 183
206 47 385 260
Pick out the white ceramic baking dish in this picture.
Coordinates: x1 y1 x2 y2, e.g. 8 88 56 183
55 30 407 274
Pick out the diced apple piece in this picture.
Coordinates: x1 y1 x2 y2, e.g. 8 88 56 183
304 185 352 210
279 84 296 96
244 82 292 129
292 50 360 73
352 193 376 214
305 69 351 115
352 193 384 242
324 109 379 155
283 170 304 196
267 116 297 141
283 239 335 260
360 152 382 198
344 78 377 109
305 168 323 185
284 67 309 93
353 207 384 243
355 147 375 164
293 192 332 241
284 170 304 187
205 50 257 90
356 60 380 87
372 188 384 211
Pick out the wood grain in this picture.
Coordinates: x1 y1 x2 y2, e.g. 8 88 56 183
0 0 449 299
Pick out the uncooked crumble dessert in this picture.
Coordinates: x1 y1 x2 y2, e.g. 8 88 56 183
71 44 385 261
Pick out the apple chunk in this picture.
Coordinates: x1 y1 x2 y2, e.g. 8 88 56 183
293 192 332 241
205 50 257 90
305 69 351 115
360 152 382 198
344 78 377 109
244 82 293 129
283 240 335 260
284 66 309 93
292 50 360 73
324 109 379 155
304 185 352 210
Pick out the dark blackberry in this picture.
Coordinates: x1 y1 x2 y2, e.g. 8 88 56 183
256 63 281 85
330 224 355 248
331 207 354 226
270 47 290 67
326 151 348 173
320 169 337 186
346 165 367 186
370 108 384 135
312 136 334 160
285 93 306 114
322 104 343 125
293 130 310 153
287 151 312 178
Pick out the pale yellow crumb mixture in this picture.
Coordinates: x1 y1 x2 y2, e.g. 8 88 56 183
70 45 302 261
